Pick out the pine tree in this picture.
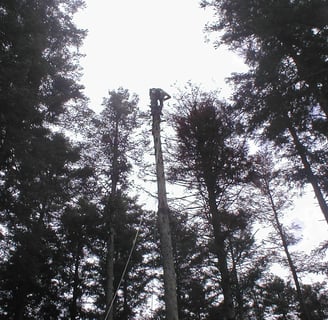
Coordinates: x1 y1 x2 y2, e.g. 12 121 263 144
170 85 251 319
170 211 211 320
0 134 86 319
0 0 86 318
83 88 141 319
250 149 312 319
58 198 100 319
201 0 328 223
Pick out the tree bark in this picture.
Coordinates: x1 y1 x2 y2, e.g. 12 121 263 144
207 191 236 320
152 106 179 320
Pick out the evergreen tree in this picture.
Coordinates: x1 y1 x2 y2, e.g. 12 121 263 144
0 134 87 319
0 0 86 318
82 88 142 319
250 149 312 319
170 85 251 319
97 196 151 320
225 212 270 319
263 276 298 319
300 283 328 319
201 0 328 223
58 198 101 319
170 211 212 320
0 0 85 171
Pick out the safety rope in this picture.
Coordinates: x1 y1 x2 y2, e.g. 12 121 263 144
103 214 144 320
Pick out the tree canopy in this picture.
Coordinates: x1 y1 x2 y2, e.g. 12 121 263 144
0 1 327 319
201 0 328 224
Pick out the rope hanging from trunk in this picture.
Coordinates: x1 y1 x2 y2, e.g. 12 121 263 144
103 214 144 320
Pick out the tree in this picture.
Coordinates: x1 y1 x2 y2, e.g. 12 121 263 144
225 212 270 320
58 198 101 320
0 0 85 171
170 85 251 319
83 88 140 319
300 283 328 320
250 149 312 319
201 0 328 223
263 276 298 320
98 196 152 320
150 88 179 320
0 134 88 319
0 0 86 318
170 211 212 320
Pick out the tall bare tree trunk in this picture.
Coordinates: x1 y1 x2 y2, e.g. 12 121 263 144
150 88 179 320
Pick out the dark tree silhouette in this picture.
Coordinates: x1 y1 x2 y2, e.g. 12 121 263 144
201 0 328 223
0 0 86 318
170 85 251 319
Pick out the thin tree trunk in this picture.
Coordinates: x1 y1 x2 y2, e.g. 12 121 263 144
70 242 82 320
151 103 179 320
105 120 120 320
228 242 244 320
264 179 311 320
208 192 236 320
105 229 115 320
287 122 328 224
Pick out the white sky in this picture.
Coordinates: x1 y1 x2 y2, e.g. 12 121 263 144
74 1 327 259
75 0 247 111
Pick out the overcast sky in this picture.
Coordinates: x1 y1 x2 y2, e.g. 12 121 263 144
74 0 247 111
74 0 328 255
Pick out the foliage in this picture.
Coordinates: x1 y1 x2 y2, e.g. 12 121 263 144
0 0 88 318
201 0 328 224
1 0 328 318
169 85 266 319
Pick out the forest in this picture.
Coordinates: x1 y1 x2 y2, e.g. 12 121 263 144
0 0 328 319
